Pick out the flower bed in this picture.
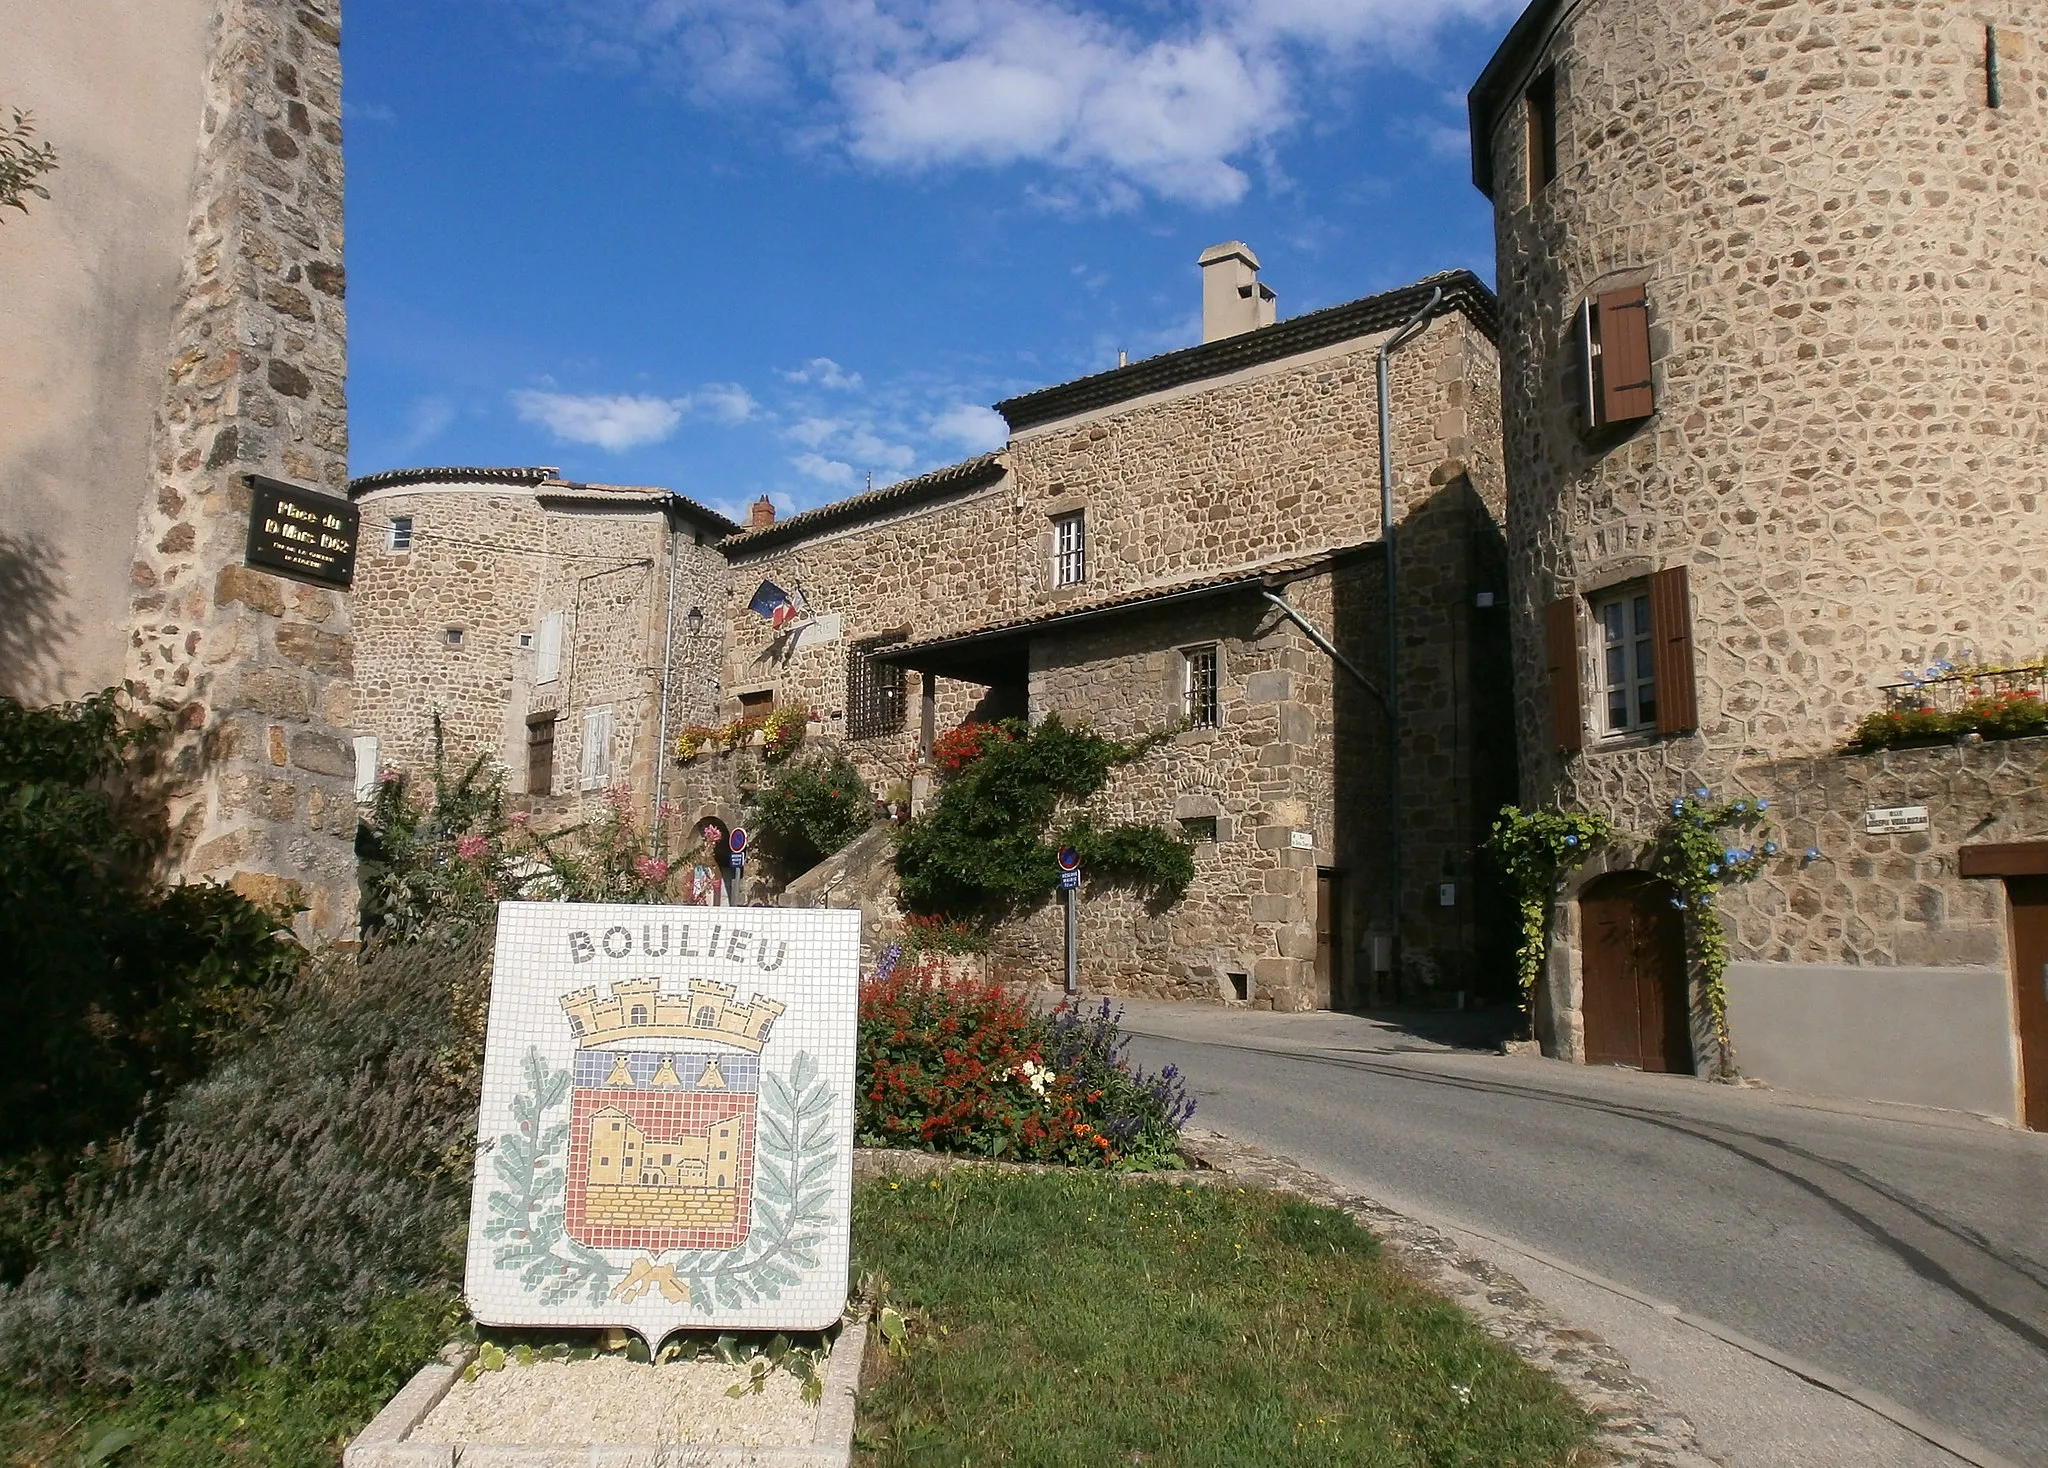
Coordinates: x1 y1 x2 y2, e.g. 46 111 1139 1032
856 958 1192 1170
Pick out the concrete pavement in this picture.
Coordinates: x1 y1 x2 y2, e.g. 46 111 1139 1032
1113 999 2048 1468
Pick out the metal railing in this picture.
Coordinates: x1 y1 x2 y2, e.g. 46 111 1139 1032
1879 662 2046 713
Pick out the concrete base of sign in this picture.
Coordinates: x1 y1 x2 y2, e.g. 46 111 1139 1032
343 1323 866 1468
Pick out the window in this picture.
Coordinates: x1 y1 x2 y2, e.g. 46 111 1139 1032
1183 645 1220 728
1525 67 1557 199
696 1006 717 1027
1180 816 1219 844
526 713 556 796
385 516 413 552
535 611 564 684
443 626 464 648
1594 588 1658 735
847 633 907 740
738 689 774 716
352 735 379 801
1052 511 1087 587
1576 286 1655 431
580 705 612 790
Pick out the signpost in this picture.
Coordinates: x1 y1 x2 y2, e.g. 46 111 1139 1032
243 474 360 589
1058 846 1080 997
728 827 748 904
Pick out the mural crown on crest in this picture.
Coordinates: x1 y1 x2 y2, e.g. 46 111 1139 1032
558 978 787 1054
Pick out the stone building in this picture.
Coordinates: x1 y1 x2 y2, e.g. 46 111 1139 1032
687 251 1517 1010
0 0 359 936
1471 0 2048 1122
347 467 731 827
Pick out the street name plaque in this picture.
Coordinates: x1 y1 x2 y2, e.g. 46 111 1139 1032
244 474 360 589
465 902 860 1341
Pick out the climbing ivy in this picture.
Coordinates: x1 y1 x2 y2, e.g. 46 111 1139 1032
1650 790 1777 1053
894 715 1192 917
1482 805 1612 1019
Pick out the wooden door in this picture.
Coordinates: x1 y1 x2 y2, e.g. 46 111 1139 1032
1315 872 1336 1010
2009 877 2048 1131
1580 872 1693 1073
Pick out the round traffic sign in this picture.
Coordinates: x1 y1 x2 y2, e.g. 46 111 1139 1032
1057 845 1080 872
729 827 748 854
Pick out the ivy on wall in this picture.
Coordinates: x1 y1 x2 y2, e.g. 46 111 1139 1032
894 716 1193 918
1482 805 1612 1020
1650 790 1777 1050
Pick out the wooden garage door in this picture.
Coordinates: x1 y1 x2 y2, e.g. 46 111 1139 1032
2009 877 2048 1131
1581 872 1694 1073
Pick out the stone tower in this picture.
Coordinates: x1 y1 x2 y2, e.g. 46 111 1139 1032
1471 2 2048 1119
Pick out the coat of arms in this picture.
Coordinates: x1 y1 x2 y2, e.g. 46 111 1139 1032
559 978 784 1254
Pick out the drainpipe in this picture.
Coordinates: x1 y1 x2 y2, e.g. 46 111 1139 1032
1375 286 1443 983
651 504 682 853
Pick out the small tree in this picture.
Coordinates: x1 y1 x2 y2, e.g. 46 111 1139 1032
749 750 874 875
0 109 58 219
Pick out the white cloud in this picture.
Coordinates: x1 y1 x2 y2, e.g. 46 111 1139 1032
541 0 1509 206
928 403 1007 452
781 356 863 390
395 395 455 455
790 452 857 486
690 381 759 422
512 390 683 451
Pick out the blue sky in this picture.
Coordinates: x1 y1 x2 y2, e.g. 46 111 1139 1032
343 0 1522 522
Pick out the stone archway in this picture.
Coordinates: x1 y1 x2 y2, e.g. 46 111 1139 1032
1578 871 1693 1073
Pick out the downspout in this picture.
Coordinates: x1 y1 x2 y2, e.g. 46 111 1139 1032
1375 286 1443 980
651 503 681 853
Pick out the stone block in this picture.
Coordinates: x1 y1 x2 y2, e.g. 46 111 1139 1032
291 731 355 776
216 564 285 616
276 622 351 675
1244 671 1293 703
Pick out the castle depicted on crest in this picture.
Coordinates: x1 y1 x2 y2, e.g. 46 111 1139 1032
559 979 786 1053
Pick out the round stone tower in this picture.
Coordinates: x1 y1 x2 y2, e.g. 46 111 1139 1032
1470 2 2048 1119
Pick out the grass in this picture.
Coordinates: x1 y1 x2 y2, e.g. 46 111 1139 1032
850 1170 1598 1468
0 1292 460 1468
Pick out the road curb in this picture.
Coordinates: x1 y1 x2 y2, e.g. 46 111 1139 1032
1177 1127 1722 1468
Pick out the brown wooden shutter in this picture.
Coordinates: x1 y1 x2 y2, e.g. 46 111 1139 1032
526 713 556 796
1543 596 1584 755
1598 286 1655 423
1648 565 1698 735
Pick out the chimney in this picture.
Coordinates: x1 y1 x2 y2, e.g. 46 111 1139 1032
1198 241 1277 343
747 495 776 530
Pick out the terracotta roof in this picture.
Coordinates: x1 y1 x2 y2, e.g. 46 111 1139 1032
719 453 1007 556
994 271 1498 434
1468 0 1560 199
873 543 1377 673
345 464 735 531
347 465 556 497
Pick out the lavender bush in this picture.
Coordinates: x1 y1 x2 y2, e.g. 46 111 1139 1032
1039 997 1196 1170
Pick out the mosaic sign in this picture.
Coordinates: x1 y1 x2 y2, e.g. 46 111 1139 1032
465 902 860 1341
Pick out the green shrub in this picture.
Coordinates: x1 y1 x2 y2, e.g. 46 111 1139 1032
748 750 874 874
893 715 1191 917
0 933 488 1389
0 691 304 1282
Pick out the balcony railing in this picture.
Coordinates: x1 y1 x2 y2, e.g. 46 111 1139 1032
1880 663 2047 713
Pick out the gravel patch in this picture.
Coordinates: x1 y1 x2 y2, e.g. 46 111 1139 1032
411 1357 819 1447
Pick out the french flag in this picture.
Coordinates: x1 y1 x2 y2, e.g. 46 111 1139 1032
747 580 804 631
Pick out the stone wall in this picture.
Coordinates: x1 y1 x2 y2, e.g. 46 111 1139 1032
351 476 730 832
1480 0 2048 1063
120 0 358 935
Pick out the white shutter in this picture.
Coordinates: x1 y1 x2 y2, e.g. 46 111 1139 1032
352 736 380 800
536 611 564 684
580 704 612 791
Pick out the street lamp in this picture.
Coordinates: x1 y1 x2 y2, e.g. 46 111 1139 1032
685 605 704 638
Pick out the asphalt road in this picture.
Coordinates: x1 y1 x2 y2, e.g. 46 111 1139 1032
1116 1001 2048 1468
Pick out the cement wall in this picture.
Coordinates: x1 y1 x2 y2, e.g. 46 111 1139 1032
1725 961 2019 1122
0 0 212 700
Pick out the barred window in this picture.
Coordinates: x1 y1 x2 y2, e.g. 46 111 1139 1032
1179 816 1218 844
1052 511 1087 587
847 633 907 741
1183 644 1220 729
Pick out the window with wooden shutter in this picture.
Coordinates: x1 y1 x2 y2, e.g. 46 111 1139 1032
1577 286 1656 432
579 704 612 791
1543 596 1584 755
526 713 556 796
1647 566 1699 735
535 611 564 684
